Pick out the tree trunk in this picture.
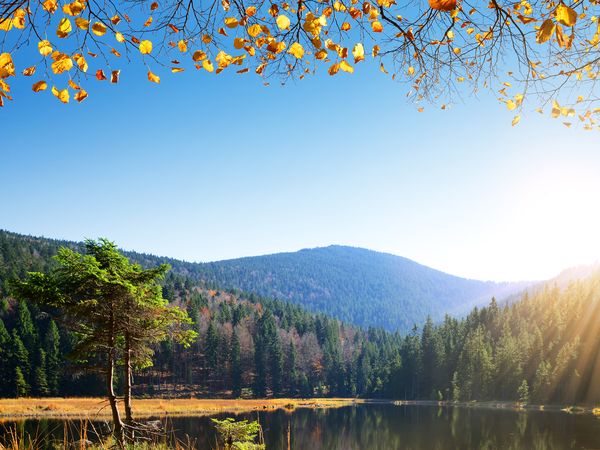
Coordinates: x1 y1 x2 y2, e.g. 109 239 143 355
107 348 125 448
108 308 125 448
124 332 134 429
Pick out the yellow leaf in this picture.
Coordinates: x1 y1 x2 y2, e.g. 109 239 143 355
74 54 88 72
339 60 353 73
32 80 47 92
56 18 72 38
202 59 214 72
512 115 521 126
276 14 291 30
51 86 69 103
38 40 53 56
75 17 89 29
139 40 153 54
407 66 415 76
328 63 340 75
91 22 107 36
315 49 327 60
147 70 160 83
288 42 304 59
247 24 262 37
0 53 15 79
144 16 153 27
428 0 456 11
536 19 555 44
62 0 85 16
246 6 257 16
178 40 187 52
506 99 517 110
0 18 12 32
13 9 26 29
171 67 185 73
453 47 461 55
224 17 238 28
352 43 364 63
115 31 125 43
371 21 383 32
42 0 58 13
555 3 577 26
22 66 36 76
75 89 88 102
51 55 73 74
234 37 245 49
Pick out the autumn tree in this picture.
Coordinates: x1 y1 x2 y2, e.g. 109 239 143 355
0 0 598 128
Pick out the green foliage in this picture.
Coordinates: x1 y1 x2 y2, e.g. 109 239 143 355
211 418 265 450
518 380 530 404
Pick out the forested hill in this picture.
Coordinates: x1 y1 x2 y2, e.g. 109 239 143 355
0 230 530 331
194 246 531 331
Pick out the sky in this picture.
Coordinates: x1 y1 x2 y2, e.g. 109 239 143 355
2 57 600 282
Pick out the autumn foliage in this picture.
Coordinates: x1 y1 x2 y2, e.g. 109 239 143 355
0 0 599 127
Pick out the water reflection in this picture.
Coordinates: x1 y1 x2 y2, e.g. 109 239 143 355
2 404 600 449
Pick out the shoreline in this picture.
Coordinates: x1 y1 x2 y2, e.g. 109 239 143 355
0 398 363 420
0 397 598 420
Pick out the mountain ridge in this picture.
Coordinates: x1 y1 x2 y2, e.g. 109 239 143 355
0 229 531 331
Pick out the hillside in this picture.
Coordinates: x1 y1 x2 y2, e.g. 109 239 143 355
196 246 531 330
0 230 531 331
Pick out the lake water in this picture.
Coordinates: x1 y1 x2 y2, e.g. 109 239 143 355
3 403 600 449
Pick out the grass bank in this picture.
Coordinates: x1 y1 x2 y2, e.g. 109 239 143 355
0 398 362 420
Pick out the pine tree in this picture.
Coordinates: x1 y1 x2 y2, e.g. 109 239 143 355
0 318 11 396
10 329 30 380
44 320 61 395
16 300 38 357
206 319 219 384
14 366 30 397
231 328 242 397
33 348 49 396
286 340 298 396
518 379 530 404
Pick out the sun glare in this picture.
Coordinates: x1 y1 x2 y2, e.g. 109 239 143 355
499 163 600 280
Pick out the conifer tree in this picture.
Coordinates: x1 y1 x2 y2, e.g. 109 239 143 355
44 320 61 395
231 328 242 397
0 318 11 396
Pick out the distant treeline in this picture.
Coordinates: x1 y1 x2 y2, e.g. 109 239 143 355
0 230 599 404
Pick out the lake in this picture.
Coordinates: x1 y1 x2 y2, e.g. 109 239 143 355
2 403 600 449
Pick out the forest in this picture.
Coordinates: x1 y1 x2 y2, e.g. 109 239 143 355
1 230 599 405
0 230 528 331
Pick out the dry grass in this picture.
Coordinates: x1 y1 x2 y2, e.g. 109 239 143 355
0 398 360 420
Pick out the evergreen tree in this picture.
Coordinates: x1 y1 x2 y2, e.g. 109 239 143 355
10 329 30 380
0 318 11 396
44 320 61 395
14 366 30 397
33 348 49 396
231 328 242 397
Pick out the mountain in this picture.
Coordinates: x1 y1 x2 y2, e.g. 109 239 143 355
0 230 532 331
195 246 532 331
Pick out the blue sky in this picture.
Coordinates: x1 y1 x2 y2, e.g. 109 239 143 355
2 59 600 282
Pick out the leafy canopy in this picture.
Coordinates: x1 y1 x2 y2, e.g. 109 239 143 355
0 0 599 127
